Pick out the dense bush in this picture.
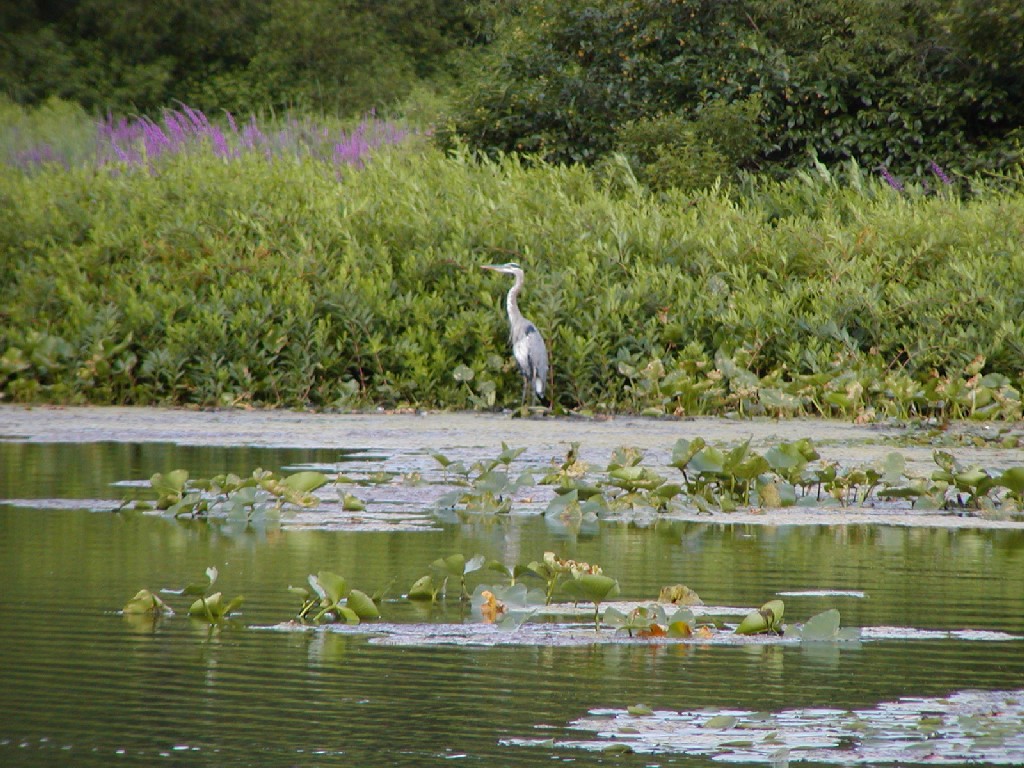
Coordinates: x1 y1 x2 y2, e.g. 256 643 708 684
2 119 1022 416
449 0 1024 184
0 0 473 116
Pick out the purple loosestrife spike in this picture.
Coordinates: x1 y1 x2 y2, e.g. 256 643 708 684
209 126 232 159
182 105 209 131
929 161 952 185
164 112 187 150
878 165 904 192
142 118 171 160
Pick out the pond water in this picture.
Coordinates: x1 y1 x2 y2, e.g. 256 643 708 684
1 407 1023 767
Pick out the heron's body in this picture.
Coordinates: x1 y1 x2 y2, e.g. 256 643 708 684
482 262 548 406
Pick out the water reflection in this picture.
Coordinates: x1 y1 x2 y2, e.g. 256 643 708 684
1 438 1023 767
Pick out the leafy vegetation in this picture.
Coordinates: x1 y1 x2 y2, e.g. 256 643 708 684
441 438 1024 518
124 566 244 626
452 0 1024 183
0 0 473 116
142 467 329 520
290 570 381 624
123 548 856 647
2 113 1022 414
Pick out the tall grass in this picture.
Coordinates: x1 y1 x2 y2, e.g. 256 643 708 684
1 105 1022 417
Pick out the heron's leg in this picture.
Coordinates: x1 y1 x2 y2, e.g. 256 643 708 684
521 376 529 406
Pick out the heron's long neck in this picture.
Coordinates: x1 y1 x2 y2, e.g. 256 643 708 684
505 272 525 324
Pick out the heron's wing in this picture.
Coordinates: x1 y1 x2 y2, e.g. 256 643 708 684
513 323 548 394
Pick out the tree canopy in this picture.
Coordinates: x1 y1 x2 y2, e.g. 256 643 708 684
449 0 1024 180
2 0 1022 180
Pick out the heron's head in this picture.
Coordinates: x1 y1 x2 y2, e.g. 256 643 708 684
481 262 524 277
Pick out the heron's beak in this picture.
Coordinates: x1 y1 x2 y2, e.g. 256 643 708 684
481 264 498 272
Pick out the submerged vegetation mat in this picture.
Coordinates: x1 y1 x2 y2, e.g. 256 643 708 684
505 689 1024 765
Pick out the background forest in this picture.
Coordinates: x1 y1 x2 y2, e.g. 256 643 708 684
4 0 1023 179
2 0 1023 415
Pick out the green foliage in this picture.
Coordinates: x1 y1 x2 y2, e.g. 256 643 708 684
122 589 173 616
735 599 785 636
2 137 1024 414
290 571 380 624
0 0 473 116
610 97 766 192
534 436 1024 516
140 468 329 520
432 442 533 515
450 0 1024 180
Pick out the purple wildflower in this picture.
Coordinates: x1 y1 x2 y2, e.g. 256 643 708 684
8 102 412 173
929 160 952 185
208 125 233 159
878 165 904 192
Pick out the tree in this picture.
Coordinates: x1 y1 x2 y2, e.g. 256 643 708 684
448 0 1024 182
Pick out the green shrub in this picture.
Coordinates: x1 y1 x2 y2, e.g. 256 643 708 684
449 0 1024 182
2 139 1023 416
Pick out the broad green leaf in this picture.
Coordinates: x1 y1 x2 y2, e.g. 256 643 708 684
346 589 380 620
575 574 620 603
667 620 693 638
337 606 361 624
735 609 770 635
736 600 785 635
997 467 1024 495
544 489 578 516
580 494 610 517
408 575 436 600
723 438 752 471
282 471 329 494
689 446 725 474
800 608 841 641
188 593 224 620
429 451 452 468
759 387 803 410
315 571 348 605
151 469 189 497
603 606 629 626
342 493 365 511
221 596 244 617
435 553 465 577
485 559 513 578
497 442 526 464
733 455 769 480
670 437 706 470
123 589 171 615
881 452 906 486
474 470 511 494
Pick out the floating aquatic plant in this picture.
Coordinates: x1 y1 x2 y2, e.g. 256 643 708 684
432 443 535 516
140 467 329 520
122 589 173 617
123 566 243 627
290 570 380 624
165 566 245 624
735 599 785 635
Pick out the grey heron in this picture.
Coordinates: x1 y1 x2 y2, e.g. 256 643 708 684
482 262 549 406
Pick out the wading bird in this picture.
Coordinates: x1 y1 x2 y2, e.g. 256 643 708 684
482 262 549 407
